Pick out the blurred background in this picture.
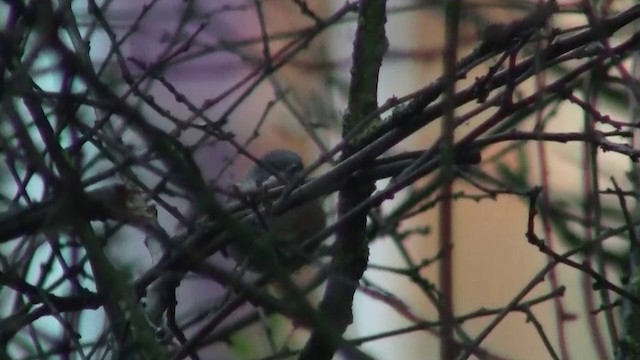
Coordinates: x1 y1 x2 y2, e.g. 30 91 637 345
2 0 636 359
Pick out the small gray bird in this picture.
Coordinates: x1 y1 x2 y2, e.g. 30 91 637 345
226 149 326 273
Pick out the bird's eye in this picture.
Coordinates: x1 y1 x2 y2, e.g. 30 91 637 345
289 163 303 174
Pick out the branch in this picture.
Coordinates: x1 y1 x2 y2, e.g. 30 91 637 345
299 1 387 359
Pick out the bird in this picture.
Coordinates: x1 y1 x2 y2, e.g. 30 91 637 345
225 149 327 274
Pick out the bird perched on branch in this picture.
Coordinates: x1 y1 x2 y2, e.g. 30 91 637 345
226 149 327 274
